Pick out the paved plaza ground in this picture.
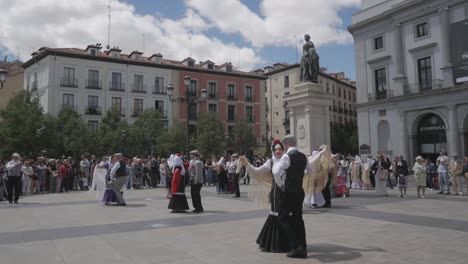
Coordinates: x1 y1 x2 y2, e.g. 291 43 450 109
0 185 467 264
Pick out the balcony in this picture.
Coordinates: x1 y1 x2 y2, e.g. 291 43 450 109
208 93 217 99
152 85 166 95
59 104 79 111
247 116 255 122
344 109 349 115
85 105 102 115
333 106 337 112
60 78 78 88
403 79 443 95
367 89 394 102
111 107 125 117
85 80 102 89
227 95 236 101
131 84 147 93
245 95 254 102
109 82 125 91
338 107 343 113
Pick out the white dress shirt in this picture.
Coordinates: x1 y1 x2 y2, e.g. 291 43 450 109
272 147 313 189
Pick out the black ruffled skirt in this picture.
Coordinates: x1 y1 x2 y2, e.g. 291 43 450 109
168 194 189 211
256 213 289 253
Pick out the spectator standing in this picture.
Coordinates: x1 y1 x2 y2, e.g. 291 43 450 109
425 159 436 190
413 156 427 198
463 156 468 194
395 155 409 197
5 153 23 204
21 159 34 195
436 150 450 195
449 157 464 195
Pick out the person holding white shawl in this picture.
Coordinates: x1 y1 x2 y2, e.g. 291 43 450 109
303 145 335 208
239 139 289 253
350 156 363 190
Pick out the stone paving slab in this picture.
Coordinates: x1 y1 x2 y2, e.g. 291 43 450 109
0 185 467 264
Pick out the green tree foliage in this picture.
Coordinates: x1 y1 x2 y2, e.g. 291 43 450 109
0 91 52 159
330 122 359 155
127 108 163 157
56 106 90 159
95 108 129 156
194 113 225 157
231 119 257 155
157 121 185 156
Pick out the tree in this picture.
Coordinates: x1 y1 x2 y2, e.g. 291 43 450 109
194 113 225 157
56 106 90 159
157 121 185 156
127 108 163 157
0 90 53 159
330 122 358 155
95 108 129 156
231 119 257 155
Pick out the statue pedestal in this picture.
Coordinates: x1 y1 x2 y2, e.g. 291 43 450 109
284 82 333 155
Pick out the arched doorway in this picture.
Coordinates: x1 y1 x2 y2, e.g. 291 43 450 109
417 113 447 162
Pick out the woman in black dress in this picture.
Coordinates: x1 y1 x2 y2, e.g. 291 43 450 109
239 139 289 253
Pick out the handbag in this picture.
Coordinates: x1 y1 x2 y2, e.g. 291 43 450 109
398 176 406 185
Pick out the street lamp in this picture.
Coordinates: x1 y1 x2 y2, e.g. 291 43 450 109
121 129 128 156
166 75 207 155
0 68 8 88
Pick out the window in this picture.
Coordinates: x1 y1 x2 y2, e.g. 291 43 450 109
88 121 98 132
111 97 122 115
88 95 98 107
33 72 38 90
344 103 347 111
63 94 74 107
326 83 329 93
245 86 253 101
343 89 346 99
348 91 351 100
90 49 97 56
353 93 356 102
374 68 387 99
208 64 214 70
284 75 289 88
416 22 428 38
189 80 197 96
226 65 233 72
87 70 100 89
155 100 164 115
133 99 143 116
227 126 234 136
188 104 197 120
208 104 217 113
154 77 165 94
332 85 335 94
27 76 30 90
227 84 235 99
418 57 432 90
111 72 123 90
112 51 119 58
62 67 76 87
208 82 217 98
338 87 341 97
228 105 235 121
133 74 144 92
374 36 383 50
188 61 195 67
246 106 254 122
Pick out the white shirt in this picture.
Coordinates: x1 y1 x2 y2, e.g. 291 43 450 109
109 160 121 179
272 147 313 189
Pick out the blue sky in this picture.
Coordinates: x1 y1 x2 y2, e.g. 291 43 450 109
126 0 359 79
0 0 360 80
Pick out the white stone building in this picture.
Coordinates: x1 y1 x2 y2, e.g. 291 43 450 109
348 0 468 162
22 45 173 131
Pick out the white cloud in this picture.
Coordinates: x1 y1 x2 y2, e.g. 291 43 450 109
0 0 262 70
187 0 360 47
0 0 359 70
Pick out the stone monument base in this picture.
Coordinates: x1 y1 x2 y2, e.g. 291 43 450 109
283 82 334 155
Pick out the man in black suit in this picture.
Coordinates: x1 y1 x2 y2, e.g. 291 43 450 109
273 135 312 258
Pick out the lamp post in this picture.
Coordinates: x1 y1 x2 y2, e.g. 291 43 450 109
121 129 128 156
0 68 8 88
167 75 207 155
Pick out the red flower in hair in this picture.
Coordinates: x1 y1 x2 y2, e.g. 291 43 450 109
273 139 281 144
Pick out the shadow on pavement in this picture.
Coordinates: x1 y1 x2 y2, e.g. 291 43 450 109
306 243 385 262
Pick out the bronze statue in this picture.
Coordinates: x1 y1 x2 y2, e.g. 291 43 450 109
300 34 319 83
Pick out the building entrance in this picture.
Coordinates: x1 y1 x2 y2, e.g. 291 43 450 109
416 113 447 162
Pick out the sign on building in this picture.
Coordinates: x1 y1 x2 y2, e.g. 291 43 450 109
451 19 468 83
359 144 370 155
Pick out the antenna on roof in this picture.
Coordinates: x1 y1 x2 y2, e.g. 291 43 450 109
187 9 193 57
106 0 111 50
